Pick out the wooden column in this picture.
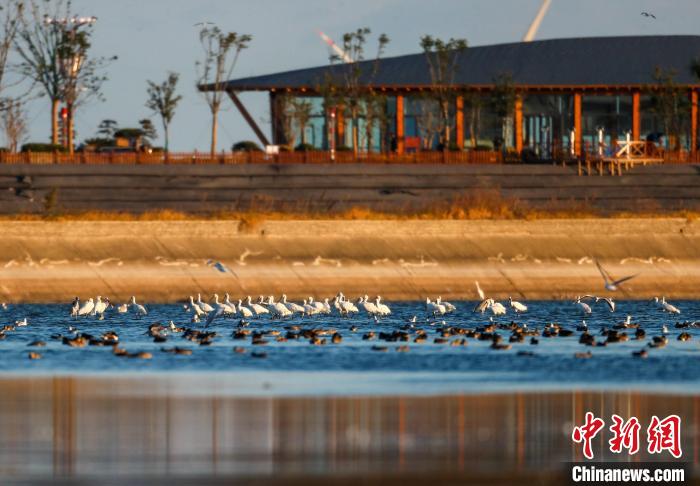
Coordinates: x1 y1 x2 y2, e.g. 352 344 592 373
514 95 523 154
455 96 464 150
632 90 641 141
396 95 405 154
336 107 345 148
691 89 698 154
574 92 582 156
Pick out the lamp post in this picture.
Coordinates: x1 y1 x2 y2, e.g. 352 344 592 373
45 15 97 154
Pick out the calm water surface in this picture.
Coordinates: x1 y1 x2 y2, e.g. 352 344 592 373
0 300 698 392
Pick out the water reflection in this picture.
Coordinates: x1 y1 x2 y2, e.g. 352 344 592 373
0 376 696 482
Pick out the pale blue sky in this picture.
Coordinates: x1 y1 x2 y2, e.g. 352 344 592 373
13 0 700 151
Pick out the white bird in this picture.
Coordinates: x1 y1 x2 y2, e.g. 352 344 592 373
247 296 269 316
282 294 305 314
660 297 681 315
436 296 456 313
237 299 253 318
267 295 292 318
509 297 528 313
130 296 148 317
595 260 637 292
359 296 379 316
596 296 615 313
489 299 507 316
78 298 94 317
336 293 359 315
320 298 333 315
197 294 214 313
223 294 238 315
15 318 27 327
426 297 446 316
661 324 669 335
187 296 205 317
93 296 108 316
573 296 592 315
0 303 7 311
475 281 485 300
309 297 325 312
205 294 229 326
302 298 319 316
375 296 391 316
117 303 129 313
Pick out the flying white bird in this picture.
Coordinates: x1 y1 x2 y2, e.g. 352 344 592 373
596 260 637 292
573 296 592 315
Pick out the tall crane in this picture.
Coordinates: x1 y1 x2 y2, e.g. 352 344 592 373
523 0 552 42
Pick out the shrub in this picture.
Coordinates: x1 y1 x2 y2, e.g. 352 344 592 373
232 140 262 152
21 143 67 153
294 143 315 152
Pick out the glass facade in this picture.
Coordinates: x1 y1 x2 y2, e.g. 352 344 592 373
271 90 697 155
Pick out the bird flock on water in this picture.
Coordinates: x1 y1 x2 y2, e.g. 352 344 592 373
0 278 693 362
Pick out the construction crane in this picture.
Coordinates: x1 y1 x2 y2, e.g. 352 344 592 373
318 30 353 63
523 0 552 42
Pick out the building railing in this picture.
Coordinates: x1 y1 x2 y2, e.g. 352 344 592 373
0 150 505 165
0 149 696 165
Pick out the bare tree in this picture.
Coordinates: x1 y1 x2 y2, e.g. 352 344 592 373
333 28 389 156
414 97 440 150
196 25 251 155
0 1 23 99
420 36 467 149
146 71 182 153
16 0 115 151
1 98 27 151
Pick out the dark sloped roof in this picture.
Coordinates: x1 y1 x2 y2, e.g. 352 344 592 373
204 35 700 91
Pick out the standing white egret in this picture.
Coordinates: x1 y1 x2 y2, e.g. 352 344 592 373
489 299 507 316
130 296 148 317
78 298 94 317
223 294 238 315
93 296 108 317
237 299 253 318
508 297 528 313
375 296 391 316
188 296 205 317
426 297 446 316
267 295 292 318
660 297 681 314
282 294 305 314
436 296 456 313
197 294 214 313
205 294 228 326
247 296 269 316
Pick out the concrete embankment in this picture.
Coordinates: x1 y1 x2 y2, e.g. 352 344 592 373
0 218 698 302
1 163 700 213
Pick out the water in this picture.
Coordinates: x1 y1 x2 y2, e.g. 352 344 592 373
0 300 698 393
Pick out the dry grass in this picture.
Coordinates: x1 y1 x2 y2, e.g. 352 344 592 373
0 192 697 222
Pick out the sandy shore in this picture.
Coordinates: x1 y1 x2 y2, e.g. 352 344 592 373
0 218 699 302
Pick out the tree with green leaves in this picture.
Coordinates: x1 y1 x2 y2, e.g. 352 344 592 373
420 35 467 149
333 28 389 156
146 72 181 153
489 73 516 151
649 67 689 151
196 25 251 155
15 0 115 151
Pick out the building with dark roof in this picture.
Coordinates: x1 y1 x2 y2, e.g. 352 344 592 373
202 35 700 157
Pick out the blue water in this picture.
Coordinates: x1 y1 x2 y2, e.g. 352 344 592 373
0 300 698 391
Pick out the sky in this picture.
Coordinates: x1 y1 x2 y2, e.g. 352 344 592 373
11 0 700 151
